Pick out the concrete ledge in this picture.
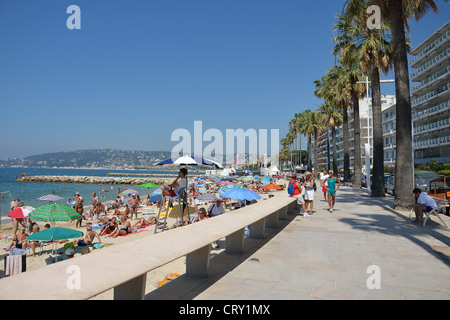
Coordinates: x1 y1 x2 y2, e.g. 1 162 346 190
0 192 296 300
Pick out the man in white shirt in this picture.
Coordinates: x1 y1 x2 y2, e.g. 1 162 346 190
410 188 437 224
207 198 225 249
207 198 225 217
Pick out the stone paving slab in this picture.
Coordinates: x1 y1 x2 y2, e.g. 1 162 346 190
148 186 450 300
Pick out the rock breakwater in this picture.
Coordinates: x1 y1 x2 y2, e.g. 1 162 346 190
17 175 172 185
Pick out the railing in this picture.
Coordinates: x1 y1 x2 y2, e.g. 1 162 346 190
411 82 449 107
414 135 450 149
410 48 449 80
0 192 296 300
409 30 449 67
412 100 449 120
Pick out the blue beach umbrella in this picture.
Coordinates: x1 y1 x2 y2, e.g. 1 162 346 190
220 188 262 201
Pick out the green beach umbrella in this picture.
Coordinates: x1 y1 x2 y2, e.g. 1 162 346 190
27 227 83 256
139 182 161 196
139 182 160 189
27 227 83 242
29 203 82 224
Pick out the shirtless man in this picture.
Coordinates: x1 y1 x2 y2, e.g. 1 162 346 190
74 193 84 228
128 195 139 220
90 192 99 218
73 224 101 247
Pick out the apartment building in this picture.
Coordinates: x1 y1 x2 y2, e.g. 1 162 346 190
410 21 450 165
313 95 396 171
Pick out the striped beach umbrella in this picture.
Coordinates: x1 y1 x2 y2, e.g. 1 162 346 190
38 194 64 202
29 204 82 223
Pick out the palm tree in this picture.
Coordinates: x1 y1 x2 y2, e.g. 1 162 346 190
338 3 393 197
318 103 343 174
344 0 446 205
333 14 369 189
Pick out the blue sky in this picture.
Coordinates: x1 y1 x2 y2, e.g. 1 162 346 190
0 0 448 160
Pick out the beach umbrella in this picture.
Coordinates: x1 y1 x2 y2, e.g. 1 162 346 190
148 195 162 203
220 188 262 201
27 227 83 256
261 177 271 182
7 206 34 219
27 227 83 242
139 182 161 196
159 203 196 219
38 194 64 202
155 156 198 166
238 176 254 182
218 184 238 195
139 182 160 189
120 189 139 195
29 204 82 224
196 194 221 201
262 184 282 190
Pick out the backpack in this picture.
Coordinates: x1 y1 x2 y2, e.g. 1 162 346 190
287 182 295 195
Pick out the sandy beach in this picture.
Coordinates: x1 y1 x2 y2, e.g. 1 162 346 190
0 202 203 279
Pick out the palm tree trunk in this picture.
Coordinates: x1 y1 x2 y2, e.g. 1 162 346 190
388 0 414 208
314 128 319 178
343 103 351 182
326 127 331 170
371 66 385 197
332 126 338 174
352 90 362 189
307 134 312 172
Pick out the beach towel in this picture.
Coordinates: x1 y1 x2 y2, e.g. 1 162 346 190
119 229 148 237
157 273 181 287
5 255 22 276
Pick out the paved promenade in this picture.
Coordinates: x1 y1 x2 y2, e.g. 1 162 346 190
144 186 450 300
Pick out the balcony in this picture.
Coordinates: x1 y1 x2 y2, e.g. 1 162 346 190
410 48 449 82
414 117 450 135
410 30 449 68
412 100 450 120
411 66 450 95
414 135 450 150
411 82 449 108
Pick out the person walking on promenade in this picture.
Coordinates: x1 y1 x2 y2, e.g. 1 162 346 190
304 172 315 215
325 170 341 213
289 174 306 216
319 170 329 201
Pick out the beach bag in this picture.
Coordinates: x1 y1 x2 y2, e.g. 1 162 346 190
287 182 295 195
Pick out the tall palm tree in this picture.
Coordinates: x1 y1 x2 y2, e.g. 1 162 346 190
333 14 369 189
339 3 393 197
318 103 343 174
344 0 446 206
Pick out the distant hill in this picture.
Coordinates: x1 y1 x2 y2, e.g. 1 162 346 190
0 149 172 169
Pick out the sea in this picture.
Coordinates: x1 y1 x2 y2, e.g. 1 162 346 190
0 167 201 220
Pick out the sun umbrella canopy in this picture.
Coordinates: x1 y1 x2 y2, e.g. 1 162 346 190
159 203 196 219
120 189 139 195
8 206 34 219
139 182 160 189
197 193 221 201
27 227 83 242
148 195 162 202
218 184 238 195
29 204 82 222
220 188 262 201
262 184 282 190
38 194 64 202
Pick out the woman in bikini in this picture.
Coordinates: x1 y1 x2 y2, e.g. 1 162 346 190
99 217 118 236
106 216 132 238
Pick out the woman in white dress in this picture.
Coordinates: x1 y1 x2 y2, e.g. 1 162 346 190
303 172 315 216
